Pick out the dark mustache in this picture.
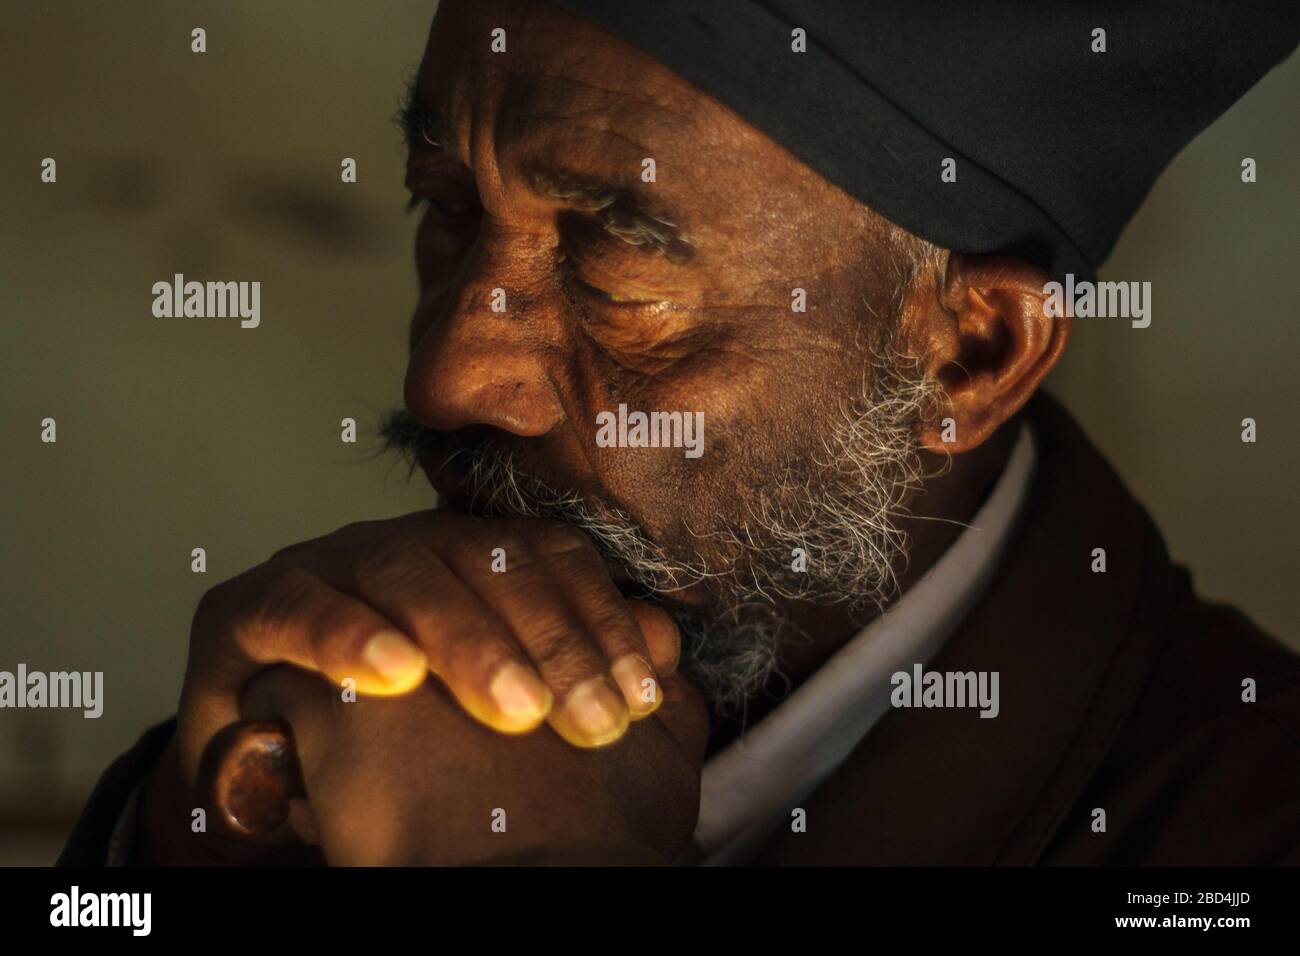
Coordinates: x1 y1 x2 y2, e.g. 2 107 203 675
379 408 451 472
380 408 558 519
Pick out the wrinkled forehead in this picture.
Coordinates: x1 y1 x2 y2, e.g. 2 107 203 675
415 0 874 271
420 0 729 178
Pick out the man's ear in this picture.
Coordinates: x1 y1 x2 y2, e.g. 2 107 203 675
903 252 1071 454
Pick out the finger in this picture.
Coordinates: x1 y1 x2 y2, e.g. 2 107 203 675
240 663 337 783
311 534 554 735
239 664 335 844
196 718 302 839
447 523 633 748
521 524 665 719
206 567 430 693
178 568 426 785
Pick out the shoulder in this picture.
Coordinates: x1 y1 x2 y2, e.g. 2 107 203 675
1044 573 1300 865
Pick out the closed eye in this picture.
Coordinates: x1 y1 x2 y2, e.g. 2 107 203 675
560 259 672 311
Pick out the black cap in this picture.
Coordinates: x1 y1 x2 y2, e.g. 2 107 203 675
551 0 1299 279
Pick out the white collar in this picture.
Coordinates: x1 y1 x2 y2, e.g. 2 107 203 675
694 422 1038 864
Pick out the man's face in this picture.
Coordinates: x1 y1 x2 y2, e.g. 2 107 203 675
390 0 937 705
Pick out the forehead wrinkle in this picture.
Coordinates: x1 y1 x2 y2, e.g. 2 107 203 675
425 52 518 204
429 0 707 170
483 83 698 259
495 63 700 132
425 6 705 257
493 62 698 168
488 54 698 177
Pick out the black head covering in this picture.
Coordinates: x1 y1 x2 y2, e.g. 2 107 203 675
551 0 1298 279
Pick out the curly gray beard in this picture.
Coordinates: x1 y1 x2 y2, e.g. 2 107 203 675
383 344 943 713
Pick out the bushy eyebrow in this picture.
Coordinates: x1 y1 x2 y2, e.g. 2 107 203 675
396 77 442 149
528 167 695 263
396 79 694 263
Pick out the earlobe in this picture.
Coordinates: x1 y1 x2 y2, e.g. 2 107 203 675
913 254 1071 454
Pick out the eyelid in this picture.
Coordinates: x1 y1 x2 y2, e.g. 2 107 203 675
563 264 683 316
563 237 695 307
573 273 638 304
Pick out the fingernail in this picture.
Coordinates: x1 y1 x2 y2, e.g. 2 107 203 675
490 662 552 727
612 655 660 716
561 678 629 746
362 631 427 688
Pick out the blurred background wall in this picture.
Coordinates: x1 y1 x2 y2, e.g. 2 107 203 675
1 1 1295 864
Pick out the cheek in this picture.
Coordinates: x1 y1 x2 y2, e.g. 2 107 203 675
595 346 859 549
579 385 796 543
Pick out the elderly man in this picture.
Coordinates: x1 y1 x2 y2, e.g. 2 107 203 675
62 0 1298 866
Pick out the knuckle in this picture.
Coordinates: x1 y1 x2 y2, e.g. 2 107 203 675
440 620 511 667
488 534 531 566
318 519 385 556
527 520 595 558
399 508 448 532
447 609 507 642
336 519 382 539
319 604 384 649
523 622 597 675
192 580 230 624
352 535 432 594
266 543 298 563
586 607 640 649
192 566 319 666
191 568 265 640
464 524 531 572
245 566 321 635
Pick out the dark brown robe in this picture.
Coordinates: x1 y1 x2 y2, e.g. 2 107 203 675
751 393 1300 865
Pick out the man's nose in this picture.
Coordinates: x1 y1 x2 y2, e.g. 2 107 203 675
403 237 567 438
